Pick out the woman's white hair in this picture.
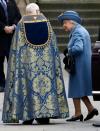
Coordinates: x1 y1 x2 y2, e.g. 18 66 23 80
26 3 40 15
70 20 77 25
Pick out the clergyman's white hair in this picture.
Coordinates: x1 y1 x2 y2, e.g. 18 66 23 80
26 3 40 15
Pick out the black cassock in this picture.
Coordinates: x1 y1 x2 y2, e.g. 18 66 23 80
0 0 21 91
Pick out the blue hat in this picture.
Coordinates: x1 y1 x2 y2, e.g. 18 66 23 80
58 10 81 24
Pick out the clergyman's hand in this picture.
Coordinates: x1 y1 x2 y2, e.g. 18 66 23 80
4 26 14 34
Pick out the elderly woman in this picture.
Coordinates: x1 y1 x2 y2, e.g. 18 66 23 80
2 3 69 124
58 11 98 121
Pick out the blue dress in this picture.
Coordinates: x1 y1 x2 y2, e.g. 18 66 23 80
2 14 69 123
68 24 92 98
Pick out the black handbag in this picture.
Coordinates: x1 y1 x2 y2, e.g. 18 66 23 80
63 49 75 74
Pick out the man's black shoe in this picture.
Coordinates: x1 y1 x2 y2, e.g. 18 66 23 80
93 123 100 127
22 119 34 125
36 118 50 124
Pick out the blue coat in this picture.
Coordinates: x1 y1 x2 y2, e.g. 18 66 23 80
68 24 92 98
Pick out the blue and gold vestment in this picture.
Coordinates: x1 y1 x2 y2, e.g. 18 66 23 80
2 14 69 123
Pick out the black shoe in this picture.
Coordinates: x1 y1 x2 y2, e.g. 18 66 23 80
93 123 100 127
22 119 34 125
0 86 4 92
84 108 99 121
36 118 50 125
66 114 83 122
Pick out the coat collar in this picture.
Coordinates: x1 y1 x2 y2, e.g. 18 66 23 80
69 23 80 38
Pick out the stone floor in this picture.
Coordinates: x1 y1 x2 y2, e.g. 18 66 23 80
0 54 100 130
